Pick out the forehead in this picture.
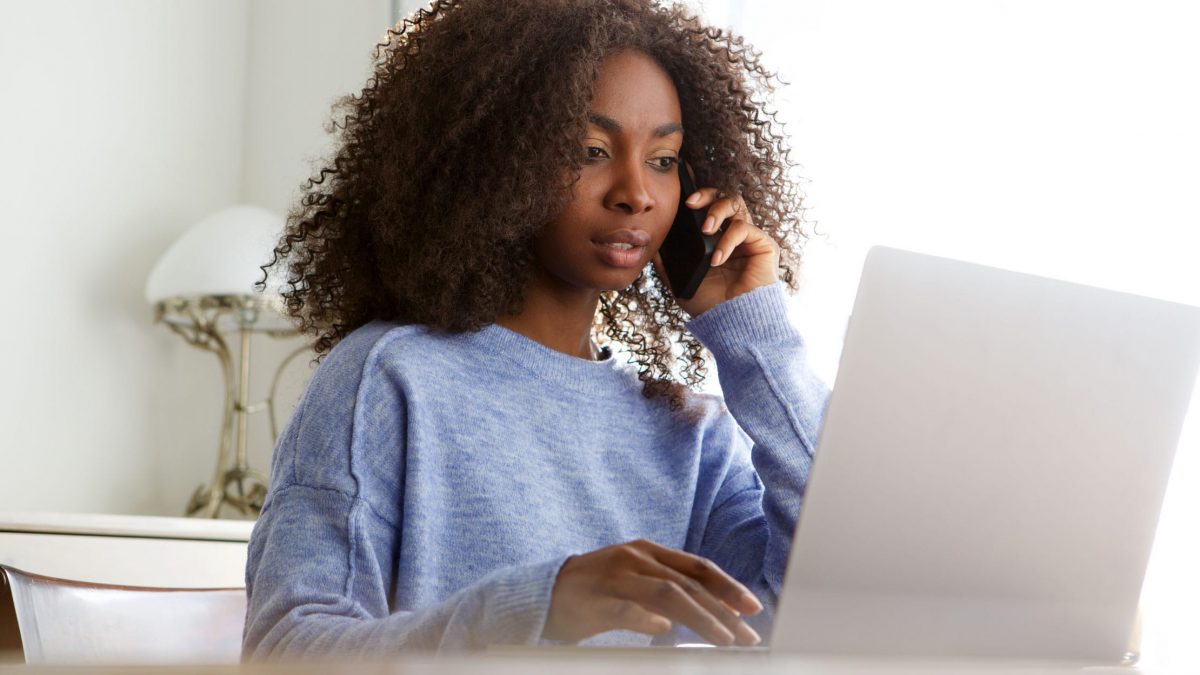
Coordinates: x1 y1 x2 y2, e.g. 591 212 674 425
588 49 682 132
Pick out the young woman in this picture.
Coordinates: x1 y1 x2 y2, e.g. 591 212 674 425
243 0 829 658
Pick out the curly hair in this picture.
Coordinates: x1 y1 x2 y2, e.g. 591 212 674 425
259 0 810 418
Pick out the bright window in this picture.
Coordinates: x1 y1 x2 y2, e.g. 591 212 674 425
694 1 1199 669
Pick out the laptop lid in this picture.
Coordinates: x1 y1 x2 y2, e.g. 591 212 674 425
771 246 1200 662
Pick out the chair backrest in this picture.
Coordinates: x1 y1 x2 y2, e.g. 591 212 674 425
0 564 245 665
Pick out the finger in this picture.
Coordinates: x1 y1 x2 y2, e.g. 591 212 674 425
698 195 745 235
655 566 761 646
710 217 774 268
614 574 738 646
636 540 763 616
683 186 722 211
595 597 673 637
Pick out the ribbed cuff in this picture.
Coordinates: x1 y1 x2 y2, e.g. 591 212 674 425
481 556 570 645
685 282 799 359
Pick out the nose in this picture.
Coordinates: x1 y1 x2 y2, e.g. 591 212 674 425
604 156 655 215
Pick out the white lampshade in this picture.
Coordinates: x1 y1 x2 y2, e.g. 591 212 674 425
145 205 287 305
146 205 300 518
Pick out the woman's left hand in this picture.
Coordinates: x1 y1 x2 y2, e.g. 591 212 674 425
652 188 780 318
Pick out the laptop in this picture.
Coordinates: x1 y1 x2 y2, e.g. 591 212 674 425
497 246 1200 665
769 246 1200 664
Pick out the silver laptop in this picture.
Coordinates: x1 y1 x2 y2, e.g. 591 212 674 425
770 246 1200 664
497 246 1200 664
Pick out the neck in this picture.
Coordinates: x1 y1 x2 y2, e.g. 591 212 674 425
495 266 603 361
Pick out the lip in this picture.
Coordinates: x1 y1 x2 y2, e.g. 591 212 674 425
591 241 648 269
592 229 652 247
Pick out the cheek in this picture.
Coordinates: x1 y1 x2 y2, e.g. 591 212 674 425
532 217 585 265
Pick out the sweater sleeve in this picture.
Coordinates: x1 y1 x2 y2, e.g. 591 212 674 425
683 281 831 642
242 328 566 659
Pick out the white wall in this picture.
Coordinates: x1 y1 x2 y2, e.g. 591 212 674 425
0 0 248 514
241 0 393 213
0 0 390 517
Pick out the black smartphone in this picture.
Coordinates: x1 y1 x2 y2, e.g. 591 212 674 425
660 157 720 299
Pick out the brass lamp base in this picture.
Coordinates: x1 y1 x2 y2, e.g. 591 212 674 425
155 294 308 519
186 468 269 518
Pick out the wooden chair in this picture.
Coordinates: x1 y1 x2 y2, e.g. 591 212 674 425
0 563 245 665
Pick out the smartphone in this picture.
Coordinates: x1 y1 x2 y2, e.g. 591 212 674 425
660 157 720 299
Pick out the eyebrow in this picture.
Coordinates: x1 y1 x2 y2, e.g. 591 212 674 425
588 112 683 138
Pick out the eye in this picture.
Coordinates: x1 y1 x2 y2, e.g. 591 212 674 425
651 156 679 172
584 146 609 161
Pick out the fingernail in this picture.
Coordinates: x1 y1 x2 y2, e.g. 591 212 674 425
687 192 700 205
703 215 714 231
711 250 724 266
742 592 763 613
744 625 762 645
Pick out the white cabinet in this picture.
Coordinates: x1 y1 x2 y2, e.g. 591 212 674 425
0 512 253 588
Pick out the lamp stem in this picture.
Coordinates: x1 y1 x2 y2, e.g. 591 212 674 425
206 323 236 518
236 325 252 470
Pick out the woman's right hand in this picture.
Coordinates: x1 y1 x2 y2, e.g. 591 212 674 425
541 539 763 646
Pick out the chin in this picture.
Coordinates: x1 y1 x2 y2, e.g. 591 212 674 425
548 255 651 293
590 266 649 292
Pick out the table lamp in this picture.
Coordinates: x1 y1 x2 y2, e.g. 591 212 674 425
145 205 307 518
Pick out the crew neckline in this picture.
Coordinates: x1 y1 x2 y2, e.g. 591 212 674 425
459 323 635 395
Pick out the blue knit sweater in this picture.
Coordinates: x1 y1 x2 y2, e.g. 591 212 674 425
242 281 830 658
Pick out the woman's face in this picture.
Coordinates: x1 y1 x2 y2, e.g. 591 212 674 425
533 48 683 293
